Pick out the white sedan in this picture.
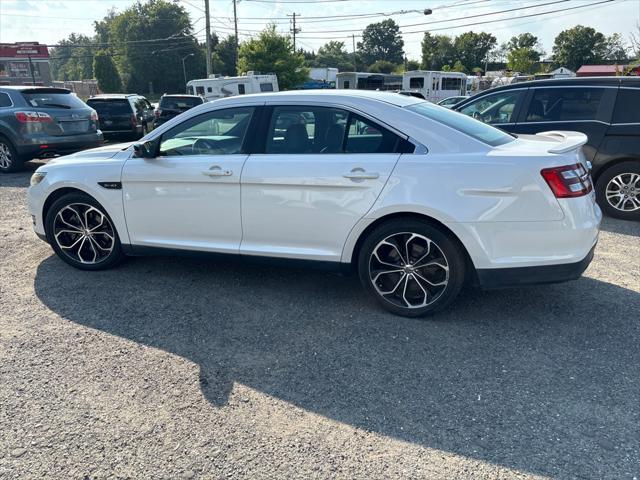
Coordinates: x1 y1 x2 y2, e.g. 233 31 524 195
28 90 601 317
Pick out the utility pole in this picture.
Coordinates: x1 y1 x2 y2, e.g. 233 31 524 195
352 34 357 72
233 0 239 74
288 13 300 53
27 55 36 85
204 0 212 76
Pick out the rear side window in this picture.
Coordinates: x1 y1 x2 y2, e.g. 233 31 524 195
613 88 640 123
525 87 604 122
345 114 400 154
22 91 87 109
87 100 131 115
0 92 11 107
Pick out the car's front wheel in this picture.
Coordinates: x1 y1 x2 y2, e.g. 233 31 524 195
357 219 466 317
595 161 640 221
45 193 124 270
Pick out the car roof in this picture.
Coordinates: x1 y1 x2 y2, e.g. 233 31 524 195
0 86 71 93
89 94 139 99
477 76 640 93
212 89 423 107
162 94 201 98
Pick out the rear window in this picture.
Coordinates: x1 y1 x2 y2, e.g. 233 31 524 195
406 102 514 147
613 88 640 124
525 87 604 122
22 91 87 109
86 99 131 115
160 96 203 110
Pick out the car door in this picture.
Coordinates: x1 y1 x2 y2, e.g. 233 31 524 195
240 104 406 262
121 106 255 253
508 86 614 162
456 88 526 132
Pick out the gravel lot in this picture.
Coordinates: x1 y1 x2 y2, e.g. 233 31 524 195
1 163 639 479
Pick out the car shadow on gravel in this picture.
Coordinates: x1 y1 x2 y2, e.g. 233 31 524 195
599 216 640 236
33 255 640 478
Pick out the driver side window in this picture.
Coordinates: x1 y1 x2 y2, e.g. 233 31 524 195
459 90 523 125
159 107 254 156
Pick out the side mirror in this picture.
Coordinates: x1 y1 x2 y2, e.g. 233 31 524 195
133 140 157 159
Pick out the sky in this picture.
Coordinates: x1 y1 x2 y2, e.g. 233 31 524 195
0 0 639 61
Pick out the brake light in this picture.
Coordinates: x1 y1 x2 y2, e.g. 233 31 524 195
154 109 161 118
90 110 98 122
15 111 52 123
541 163 592 198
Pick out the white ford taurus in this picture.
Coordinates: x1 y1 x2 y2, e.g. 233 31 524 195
28 90 601 317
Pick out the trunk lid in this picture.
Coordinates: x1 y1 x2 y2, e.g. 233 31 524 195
21 89 97 137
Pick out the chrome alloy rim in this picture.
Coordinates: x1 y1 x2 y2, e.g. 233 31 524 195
606 173 640 212
53 203 115 264
369 232 449 309
0 142 12 169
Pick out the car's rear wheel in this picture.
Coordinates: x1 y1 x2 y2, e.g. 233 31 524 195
45 193 124 270
357 219 466 317
0 135 22 173
596 161 640 221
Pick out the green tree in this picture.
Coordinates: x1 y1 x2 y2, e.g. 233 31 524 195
420 33 455 70
214 35 238 75
314 41 354 72
507 33 541 52
238 25 308 90
93 51 122 92
453 31 497 71
367 60 397 74
49 33 96 81
358 19 404 66
452 60 466 73
507 48 538 74
405 59 421 71
552 25 628 70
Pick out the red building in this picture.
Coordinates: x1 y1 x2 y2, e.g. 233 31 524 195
576 64 640 77
0 42 52 86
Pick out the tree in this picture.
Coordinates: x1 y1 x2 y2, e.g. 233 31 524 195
552 25 628 70
453 31 497 71
214 35 238 76
93 51 122 92
238 25 308 90
405 59 420 71
451 60 466 73
358 19 404 66
507 33 544 63
367 60 397 74
314 41 354 72
507 48 538 74
49 33 96 81
421 33 455 70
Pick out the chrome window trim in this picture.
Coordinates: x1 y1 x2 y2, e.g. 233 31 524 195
530 85 617 89
523 119 610 125
611 122 640 126
0 92 14 108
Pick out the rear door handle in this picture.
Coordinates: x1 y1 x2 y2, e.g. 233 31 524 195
202 166 233 177
343 168 379 180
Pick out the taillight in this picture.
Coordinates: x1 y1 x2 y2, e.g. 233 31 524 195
131 113 137 126
541 163 593 198
154 109 161 118
90 110 98 122
15 111 52 123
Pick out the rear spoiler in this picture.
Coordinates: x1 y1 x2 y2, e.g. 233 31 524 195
536 130 588 154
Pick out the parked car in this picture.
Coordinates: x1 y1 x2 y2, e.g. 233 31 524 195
28 90 600 317
437 95 469 108
454 77 640 220
86 94 154 140
153 94 204 128
0 86 102 173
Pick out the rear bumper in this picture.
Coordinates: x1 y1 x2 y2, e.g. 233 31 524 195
16 132 104 159
476 244 596 289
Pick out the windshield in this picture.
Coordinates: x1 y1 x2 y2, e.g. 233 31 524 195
87 99 131 115
160 96 202 110
22 91 87 109
406 102 514 147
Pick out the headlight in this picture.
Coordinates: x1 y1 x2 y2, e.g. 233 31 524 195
30 172 47 186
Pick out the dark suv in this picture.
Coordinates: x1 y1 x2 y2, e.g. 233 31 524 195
0 86 103 173
454 77 640 221
86 94 154 140
153 94 204 128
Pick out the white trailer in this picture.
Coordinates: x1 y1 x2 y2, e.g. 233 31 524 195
336 72 403 91
186 72 278 101
402 71 467 103
309 67 338 83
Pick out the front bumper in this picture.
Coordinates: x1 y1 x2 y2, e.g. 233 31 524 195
476 244 596 289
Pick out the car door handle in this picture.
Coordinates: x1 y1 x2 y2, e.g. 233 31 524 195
343 169 380 180
202 166 233 177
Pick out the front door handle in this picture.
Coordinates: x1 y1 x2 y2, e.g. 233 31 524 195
202 166 233 177
343 168 380 180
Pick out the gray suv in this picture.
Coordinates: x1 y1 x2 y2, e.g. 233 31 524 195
0 86 103 173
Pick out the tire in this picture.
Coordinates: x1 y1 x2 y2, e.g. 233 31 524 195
45 192 125 270
357 219 466 317
0 135 23 173
595 161 640 221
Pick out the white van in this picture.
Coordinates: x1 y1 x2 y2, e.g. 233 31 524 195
187 72 278 101
402 71 467 103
